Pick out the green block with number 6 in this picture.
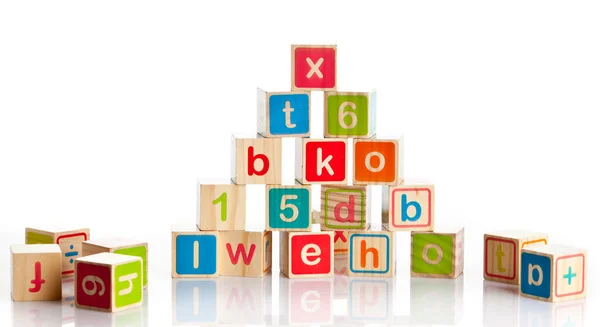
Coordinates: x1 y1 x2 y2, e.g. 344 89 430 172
324 90 377 138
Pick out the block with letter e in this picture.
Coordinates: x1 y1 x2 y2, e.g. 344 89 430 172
257 88 310 137
218 230 272 277
411 226 464 279
320 185 371 230
231 134 281 185
347 229 395 277
296 138 347 184
382 181 434 232
280 231 334 278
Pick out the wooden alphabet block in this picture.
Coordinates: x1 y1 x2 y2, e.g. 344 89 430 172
347 230 395 277
520 244 587 302
334 230 350 255
10 244 62 301
324 90 376 138
382 181 434 232
483 230 548 285
295 138 347 184
75 253 143 312
319 185 371 230
257 88 310 137
291 44 337 91
280 231 334 278
218 231 272 277
353 137 404 185
171 226 218 278
82 238 148 288
231 134 282 185
411 226 464 278
266 184 311 231
197 181 246 231
25 227 90 277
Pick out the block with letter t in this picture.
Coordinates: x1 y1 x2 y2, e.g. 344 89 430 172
324 90 376 138
382 180 434 232
296 138 347 184
411 226 464 279
280 231 334 278
218 230 272 277
231 134 282 185
257 88 310 137
319 185 371 230
197 179 246 231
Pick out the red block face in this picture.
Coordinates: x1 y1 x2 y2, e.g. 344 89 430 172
291 233 332 276
305 141 346 183
293 46 336 90
76 262 111 310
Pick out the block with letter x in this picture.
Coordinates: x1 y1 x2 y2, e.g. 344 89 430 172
295 138 347 184
257 88 310 137
291 44 337 91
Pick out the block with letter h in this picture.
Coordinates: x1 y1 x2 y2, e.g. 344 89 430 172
266 184 312 231
520 244 587 302
171 225 218 278
483 230 548 285
383 180 434 232
257 88 310 137
411 226 464 278
353 137 404 185
348 229 395 277
10 244 62 302
324 90 376 138
197 180 246 231
291 44 337 91
231 134 282 185
320 185 372 230
219 230 272 277
296 138 347 184
280 231 334 278
25 227 90 277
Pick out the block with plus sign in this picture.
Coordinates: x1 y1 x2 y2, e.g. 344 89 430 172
520 244 587 302
257 88 310 137
483 230 548 285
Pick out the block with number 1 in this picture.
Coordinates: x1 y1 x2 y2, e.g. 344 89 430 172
197 181 246 231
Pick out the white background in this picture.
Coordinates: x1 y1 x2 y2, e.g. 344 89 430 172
1 0 599 326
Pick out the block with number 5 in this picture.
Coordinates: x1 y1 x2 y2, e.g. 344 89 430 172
266 185 311 231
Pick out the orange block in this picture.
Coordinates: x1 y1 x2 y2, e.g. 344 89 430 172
353 138 403 185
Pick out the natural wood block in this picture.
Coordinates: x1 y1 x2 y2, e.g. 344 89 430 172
382 181 434 232
25 227 90 277
280 231 334 278
231 134 282 185
10 244 62 302
295 138 347 185
347 277 395 323
218 231 272 277
334 230 350 255
197 181 246 231
483 230 548 285
291 44 337 91
324 90 376 138
347 230 395 277
265 184 311 231
171 278 218 325
520 244 587 302
171 226 218 278
74 253 143 312
217 276 272 324
353 137 404 185
82 238 148 288
319 185 371 230
279 277 334 325
411 226 464 278
257 88 311 137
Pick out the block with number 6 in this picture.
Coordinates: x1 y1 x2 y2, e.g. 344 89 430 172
324 90 376 138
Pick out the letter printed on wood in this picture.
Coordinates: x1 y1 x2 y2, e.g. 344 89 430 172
218 231 272 277
231 134 282 185
353 137 403 185
347 230 395 277
382 181 434 232
320 185 371 230
10 244 62 301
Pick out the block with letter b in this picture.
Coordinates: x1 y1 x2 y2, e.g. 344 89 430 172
296 138 347 184
291 44 337 91
75 253 143 312
257 88 310 137
382 181 434 232
171 225 218 278
266 184 311 231
10 244 62 301
353 137 404 185
484 230 548 285
25 227 90 277
218 231 272 277
520 244 587 302
411 226 464 279
320 185 371 230
280 231 334 278
231 134 282 185
348 229 395 277
324 90 376 138
197 180 246 231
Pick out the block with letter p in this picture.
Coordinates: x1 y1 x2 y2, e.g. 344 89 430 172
257 88 310 137
411 226 464 279
296 138 347 184
324 90 376 138
320 185 371 230
197 181 246 231
280 231 334 278
231 134 282 185
382 181 434 232
266 184 311 231
353 137 404 185
218 231 272 277
348 230 395 277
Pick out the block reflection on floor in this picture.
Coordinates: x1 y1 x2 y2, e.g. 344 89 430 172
279 276 334 325
410 275 464 325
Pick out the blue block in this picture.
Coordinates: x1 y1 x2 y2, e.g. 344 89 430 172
521 252 551 299
269 93 310 135
176 234 217 275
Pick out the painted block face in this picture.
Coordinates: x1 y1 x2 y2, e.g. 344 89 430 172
521 252 552 300
172 231 218 277
280 232 334 278
291 45 337 91
266 185 311 231
334 230 350 254
555 254 585 299
354 139 402 184
198 183 246 231
218 231 272 277
348 231 394 277
25 228 90 277
324 91 376 138
411 227 464 279
10 244 62 302
296 138 347 184
114 260 143 309
320 185 370 230
76 262 111 310
382 184 434 232
113 246 147 288
231 136 282 185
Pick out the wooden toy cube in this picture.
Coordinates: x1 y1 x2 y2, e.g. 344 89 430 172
171 278 218 325
231 134 282 185
520 244 587 302
347 278 394 323
82 238 148 288
280 231 334 278
382 181 434 232
218 230 272 277
279 277 334 325
295 138 347 184
197 181 245 231
324 90 376 138
10 244 62 301
411 226 464 278
171 226 218 278
353 137 404 185
257 88 310 137
25 227 90 277
410 276 464 325
483 230 548 285
217 275 272 324
334 230 350 255
291 44 337 91
74 253 143 312
320 185 371 230
266 184 311 231
347 230 395 277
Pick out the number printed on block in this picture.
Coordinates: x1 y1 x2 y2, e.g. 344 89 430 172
280 231 334 278
291 44 337 91
218 231 272 277
411 226 464 279
324 91 376 138
353 138 403 185
348 230 395 277
197 182 246 231
10 244 62 302
320 185 371 230
75 253 143 312
382 182 434 232
257 88 310 137
172 227 218 278
25 227 90 277
295 138 347 184
266 185 311 231
231 135 282 185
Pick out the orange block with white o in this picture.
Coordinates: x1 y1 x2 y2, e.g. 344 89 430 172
347 230 395 277
231 135 282 185
353 138 403 185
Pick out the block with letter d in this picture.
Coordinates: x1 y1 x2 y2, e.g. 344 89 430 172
320 185 371 230
266 184 311 231
382 181 434 232
520 244 587 302
171 225 218 278
324 90 376 138
197 180 246 231
218 231 272 278
347 229 395 277
353 137 404 185
231 134 282 185
257 88 310 137
296 138 347 184
411 226 464 279
280 231 334 278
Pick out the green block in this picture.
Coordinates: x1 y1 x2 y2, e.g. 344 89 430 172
326 94 369 136
412 233 454 275
114 259 143 308
26 231 53 244
114 246 147 287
